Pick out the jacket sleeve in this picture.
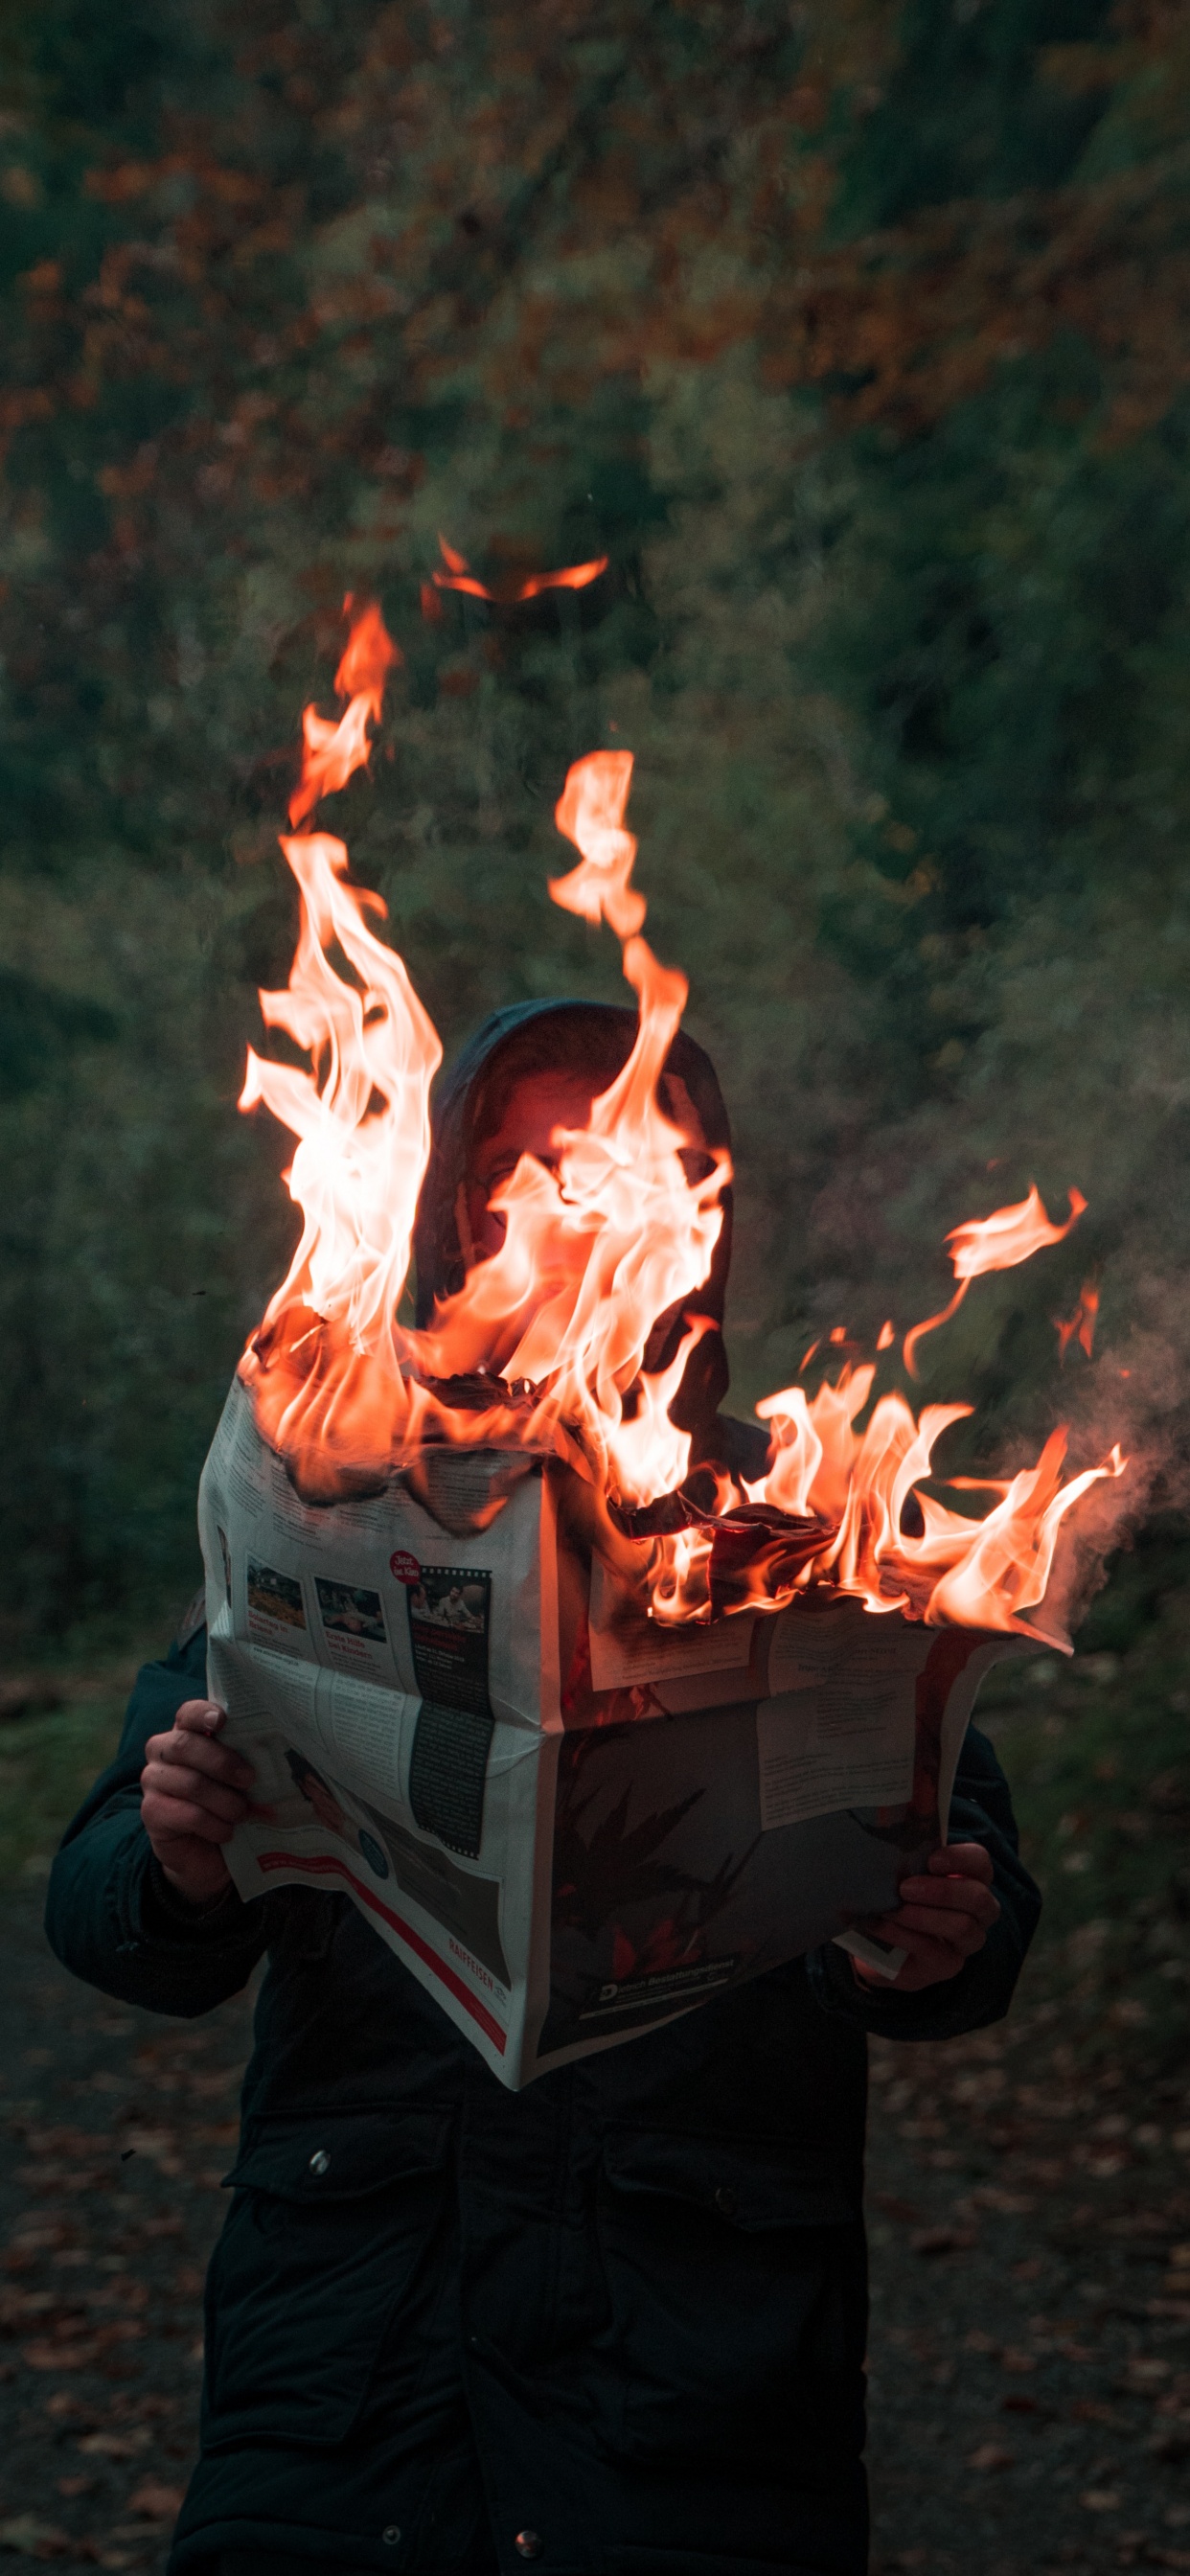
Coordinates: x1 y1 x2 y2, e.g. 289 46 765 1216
44 1626 272 2020
806 1722 1041 2042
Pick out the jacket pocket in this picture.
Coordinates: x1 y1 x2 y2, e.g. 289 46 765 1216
202 2105 451 2451
595 2128 865 2473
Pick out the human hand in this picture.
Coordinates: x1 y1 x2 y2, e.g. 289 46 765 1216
853 1841 1000 1994
141 1699 268 1908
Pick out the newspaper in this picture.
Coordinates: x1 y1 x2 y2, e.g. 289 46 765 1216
199 1376 1026 2089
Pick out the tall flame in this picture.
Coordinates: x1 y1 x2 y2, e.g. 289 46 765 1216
239 603 437 1492
238 600 1126 1639
414 748 729 1507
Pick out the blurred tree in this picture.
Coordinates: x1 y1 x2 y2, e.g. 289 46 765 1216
1 0 1187 1644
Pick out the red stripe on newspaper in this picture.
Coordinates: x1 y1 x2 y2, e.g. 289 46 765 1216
253 1850 508 2054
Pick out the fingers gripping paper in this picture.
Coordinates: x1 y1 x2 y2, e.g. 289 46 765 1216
199 1379 1027 2088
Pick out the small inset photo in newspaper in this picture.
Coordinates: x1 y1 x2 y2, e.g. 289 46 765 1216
406 1569 492 1714
285 1749 393 1884
313 1576 395 1675
245 1559 310 1655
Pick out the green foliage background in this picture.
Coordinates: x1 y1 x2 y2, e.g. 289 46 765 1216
2 0 1188 1650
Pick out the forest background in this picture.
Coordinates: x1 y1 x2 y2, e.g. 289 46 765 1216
2 0 1190 1670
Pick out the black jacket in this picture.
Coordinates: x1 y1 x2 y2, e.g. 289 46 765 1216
46 1621 1041 2576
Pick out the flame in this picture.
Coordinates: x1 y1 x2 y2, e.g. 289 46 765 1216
288 597 399 828
239 604 438 1492
431 533 608 604
243 632 726 1511
238 818 441 1491
549 749 646 939
725 1369 1126 1640
1055 1278 1099 1363
414 750 728 1508
904 1183 1087 1375
237 600 1127 1641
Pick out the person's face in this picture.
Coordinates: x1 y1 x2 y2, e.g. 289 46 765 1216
466 1070 599 1264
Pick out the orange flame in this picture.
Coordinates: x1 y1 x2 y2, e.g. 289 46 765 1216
719 1368 1126 1639
1055 1278 1099 1363
414 749 728 1507
904 1184 1087 1376
238 821 441 1489
238 602 1127 1639
549 749 646 939
243 633 726 1509
431 533 608 604
288 598 400 828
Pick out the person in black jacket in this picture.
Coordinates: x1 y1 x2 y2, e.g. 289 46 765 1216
46 1000 1041 2576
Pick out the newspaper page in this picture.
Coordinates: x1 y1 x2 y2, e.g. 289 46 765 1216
199 1378 552 2082
200 1377 1031 2087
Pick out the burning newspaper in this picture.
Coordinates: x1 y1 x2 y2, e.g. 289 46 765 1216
200 595 1125 2088
200 1383 1020 2083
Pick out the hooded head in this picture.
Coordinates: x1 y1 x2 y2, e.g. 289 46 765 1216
411 999 738 1466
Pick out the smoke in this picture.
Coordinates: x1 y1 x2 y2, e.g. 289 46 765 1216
1041 1272 1190 1638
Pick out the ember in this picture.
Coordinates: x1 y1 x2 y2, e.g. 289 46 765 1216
239 599 1126 1644
429 533 608 605
1055 1279 1100 1365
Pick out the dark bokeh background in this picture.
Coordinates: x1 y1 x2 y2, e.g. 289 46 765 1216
2 0 1189 1647
5 19 1190 2568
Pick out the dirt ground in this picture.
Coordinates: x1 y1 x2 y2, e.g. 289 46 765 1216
1 1884 1188 2575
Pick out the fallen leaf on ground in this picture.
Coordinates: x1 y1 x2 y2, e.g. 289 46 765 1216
21 2338 103 2371
0 2517 71 2558
1080 2488 1121 2510
126 2484 183 2521
1120 2357 1173 2387
968 2441 1014 2472
910 2225 975 2256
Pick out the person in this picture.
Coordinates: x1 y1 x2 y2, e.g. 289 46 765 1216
45 1000 1041 2576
